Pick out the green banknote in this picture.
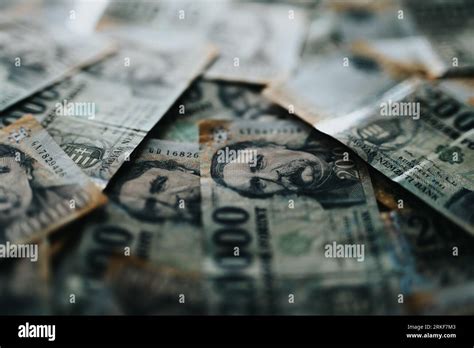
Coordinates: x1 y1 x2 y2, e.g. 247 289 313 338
199 119 399 314
53 139 204 314
266 71 474 234
317 79 474 234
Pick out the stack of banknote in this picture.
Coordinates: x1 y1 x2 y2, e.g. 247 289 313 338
0 0 473 315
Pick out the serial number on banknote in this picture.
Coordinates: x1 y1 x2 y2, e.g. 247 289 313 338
31 140 66 176
147 147 199 158
238 126 304 136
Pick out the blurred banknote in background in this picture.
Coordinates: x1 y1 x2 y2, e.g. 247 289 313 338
0 0 472 316
0 14 115 111
1 32 216 188
100 0 307 83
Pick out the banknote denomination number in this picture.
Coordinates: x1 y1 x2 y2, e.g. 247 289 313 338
211 206 257 314
420 87 474 132
212 207 252 268
86 225 133 278
1 83 61 127
333 147 358 180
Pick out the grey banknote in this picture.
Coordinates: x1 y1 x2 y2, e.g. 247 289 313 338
351 37 445 78
199 119 399 314
153 78 291 142
99 0 231 31
1 35 216 188
54 139 204 314
0 0 33 10
404 0 474 76
201 2 307 83
0 14 114 112
310 79 473 234
0 115 106 244
100 1 307 83
302 0 415 59
264 52 401 124
39 0 109 34
353 0 474 77
2 0 109 34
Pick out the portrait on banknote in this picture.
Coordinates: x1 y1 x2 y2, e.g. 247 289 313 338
210 138 366 208
0 143 77 228
111 158 201 224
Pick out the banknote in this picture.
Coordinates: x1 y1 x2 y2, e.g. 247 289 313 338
352 0 474 78
2 0 109 34
99 0 230 31
0 14 115 112
302 0 414 59
253 0 316 7
264 52 401 124
152 78 292 142
0 115 106 244
41 0 110 35
403 0 474 76
1 35 216 188
302 78 474 234
372 167 474 313
0 241 50 314
0 0 35 11
381 209 474 296
199 119 399 314
99 1 307 84
53 139 204 314
201 2 307 83
351 37 447 79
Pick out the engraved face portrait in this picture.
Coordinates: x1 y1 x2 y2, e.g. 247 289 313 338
114 160 200 224
0 144 34 223
218 83 259 115
210 140 365 208
0 143 77 230
177 80 281 121
217 82 282 120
